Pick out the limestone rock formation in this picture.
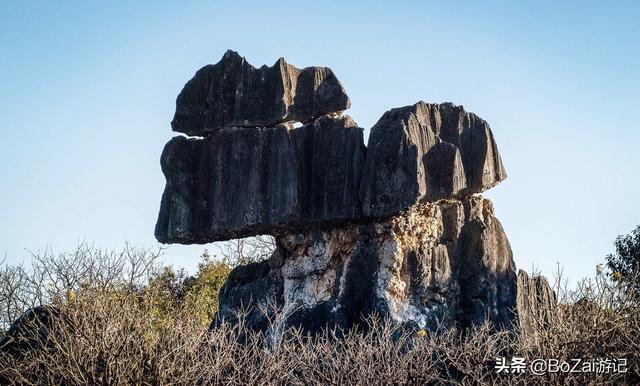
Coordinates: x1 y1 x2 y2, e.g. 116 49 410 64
0 306 60 359
215 197 517 333
0 306 65 385
171 50 351 136
516 270 557 341
361 102 507 218
155 115 366 243
154 50 554 336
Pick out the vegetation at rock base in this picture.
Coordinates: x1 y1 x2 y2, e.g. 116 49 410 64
147 249 230 328
0 232 639 385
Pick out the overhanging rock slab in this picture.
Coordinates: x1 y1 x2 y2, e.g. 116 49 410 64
155 116 366 243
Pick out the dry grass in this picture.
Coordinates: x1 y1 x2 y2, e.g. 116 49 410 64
0 245 638 385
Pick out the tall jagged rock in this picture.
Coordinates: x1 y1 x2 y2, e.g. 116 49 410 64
171 50 351 136
155 115 366 243
360 102 507 218
215 196 518 333
516 270 557 342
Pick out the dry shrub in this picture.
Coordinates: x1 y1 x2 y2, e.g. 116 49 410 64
0 245 638 385
516 268 640 385
218 235 276 267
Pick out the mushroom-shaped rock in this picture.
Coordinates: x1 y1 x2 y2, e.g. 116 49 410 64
171 50 351 136
360 102 507 218
155 115 366 243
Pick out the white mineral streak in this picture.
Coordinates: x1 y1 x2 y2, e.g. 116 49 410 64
281 228 357 311
278 201 460 327
373 203 445 327
273 199 518 329
375 237 427 328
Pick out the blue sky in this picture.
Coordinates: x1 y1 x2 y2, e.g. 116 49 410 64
1 1 638 285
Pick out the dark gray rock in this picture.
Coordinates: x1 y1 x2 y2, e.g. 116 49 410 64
156 52 548 338
213 196 518 334
452 197 517 328
516 270 557 341
171 50 351 136
155 115 366 243
361 102 507 218
213 223 379 334
213 258 284 333
0 306 68 384
0 306 60 358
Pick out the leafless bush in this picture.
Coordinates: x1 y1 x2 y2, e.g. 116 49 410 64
0 243 163 333
0 260 32 331
1 246 638 385
515 268 640 385
218 235 275 267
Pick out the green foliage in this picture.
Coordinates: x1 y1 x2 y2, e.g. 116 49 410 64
606 225 640 291
183 250 231 326
148 250 230 328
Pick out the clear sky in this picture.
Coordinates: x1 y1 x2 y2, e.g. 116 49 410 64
1 1 638 286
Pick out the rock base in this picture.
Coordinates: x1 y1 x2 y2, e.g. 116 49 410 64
214 196 549 334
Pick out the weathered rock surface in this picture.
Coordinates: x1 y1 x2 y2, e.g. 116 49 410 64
0 306 67 386
361 102 507 218
171 50 351 136
214 196 518 333
155 115 366 243
154 51 555 338
157 100 511 243
0 306 60 359
516 270 557 341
